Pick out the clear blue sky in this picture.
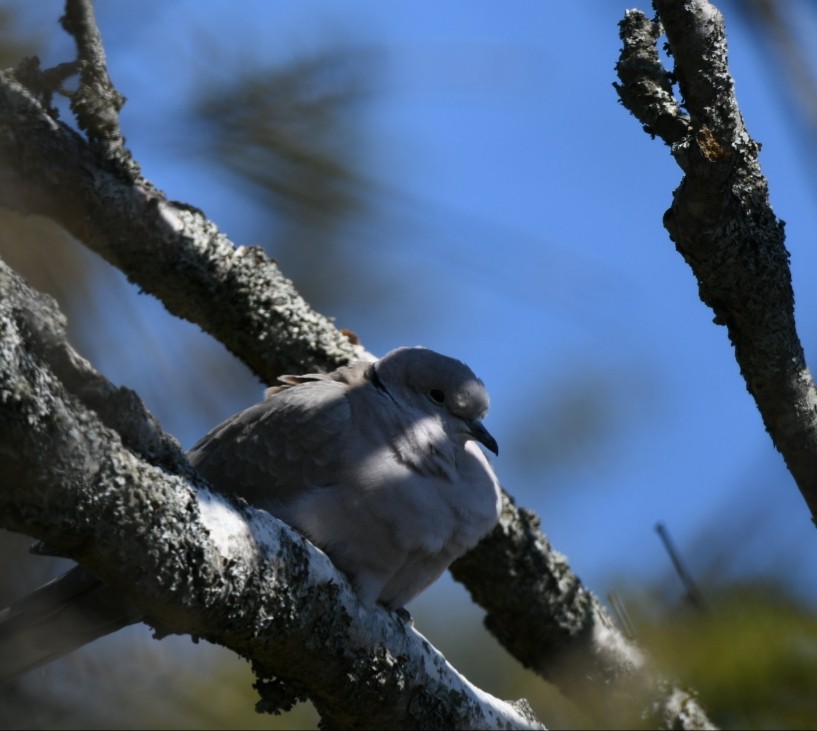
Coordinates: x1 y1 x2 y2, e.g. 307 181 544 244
15 0 817 613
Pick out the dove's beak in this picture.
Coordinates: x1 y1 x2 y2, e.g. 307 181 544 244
466 419 499 456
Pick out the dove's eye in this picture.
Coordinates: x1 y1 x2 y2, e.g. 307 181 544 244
428 389 446 404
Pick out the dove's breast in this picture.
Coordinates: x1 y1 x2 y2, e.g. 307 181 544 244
284 434 500 609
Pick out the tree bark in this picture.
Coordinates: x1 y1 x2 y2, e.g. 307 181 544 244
615 0 817 526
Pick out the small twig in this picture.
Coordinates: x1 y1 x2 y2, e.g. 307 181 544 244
655 522 707 612
59 0 140 180
608 590 637 639
613 10 689 144
13 57 79 118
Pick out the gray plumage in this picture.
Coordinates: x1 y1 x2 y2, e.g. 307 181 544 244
0 346 501 679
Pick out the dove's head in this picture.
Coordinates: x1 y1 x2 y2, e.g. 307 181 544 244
372 347 498 455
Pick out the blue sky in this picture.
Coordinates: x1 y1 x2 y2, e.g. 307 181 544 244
14 0 817 615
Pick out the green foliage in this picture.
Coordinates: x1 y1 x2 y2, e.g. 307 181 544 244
637 582 817 729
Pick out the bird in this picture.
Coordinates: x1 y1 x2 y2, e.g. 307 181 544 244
0 346 501 680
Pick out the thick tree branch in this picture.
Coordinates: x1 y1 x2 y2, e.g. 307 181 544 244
0 69 362 381
451 495 715 730
0 258 541 731
0 2 715 727
616 0 817 525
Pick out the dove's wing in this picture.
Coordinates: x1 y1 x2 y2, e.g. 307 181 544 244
187 365 370 511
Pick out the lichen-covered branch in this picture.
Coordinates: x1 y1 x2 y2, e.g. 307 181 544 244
616 0 817 525
0 258 541 731
614 10 689 144
451 493 715 730
59 0 137 180
0 68 362 382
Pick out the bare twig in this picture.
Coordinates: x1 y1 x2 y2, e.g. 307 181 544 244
655 523 707 612
608 591 637 640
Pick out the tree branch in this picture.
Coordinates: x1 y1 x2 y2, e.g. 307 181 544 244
0 1 716 727
616 0 817 526
451 494 715 729
59 0 138 180
614 9 690 144
0 68 362 382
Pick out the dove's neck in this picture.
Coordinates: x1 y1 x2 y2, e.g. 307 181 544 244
365 363 458 480
391 415 459 480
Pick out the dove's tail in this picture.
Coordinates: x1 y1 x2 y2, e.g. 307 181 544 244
0 565 142 681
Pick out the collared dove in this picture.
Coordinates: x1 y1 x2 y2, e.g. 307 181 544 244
0 346 501 679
